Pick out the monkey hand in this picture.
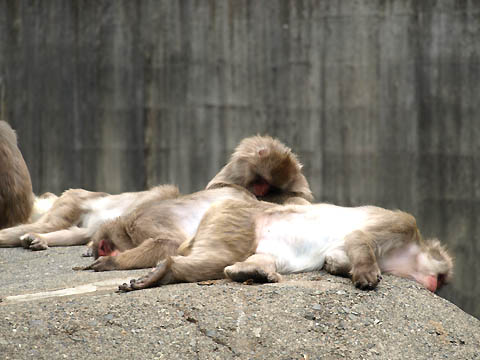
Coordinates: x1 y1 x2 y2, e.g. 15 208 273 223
351 264 382 290
81 256 118 272
20 233 49 251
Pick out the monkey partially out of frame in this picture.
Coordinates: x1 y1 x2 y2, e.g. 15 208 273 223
0 135 313 264
119 199 453 293
0 121 35 229
0 185 181 249
80 135 313 271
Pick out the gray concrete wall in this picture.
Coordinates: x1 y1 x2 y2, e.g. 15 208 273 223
1 1 479 318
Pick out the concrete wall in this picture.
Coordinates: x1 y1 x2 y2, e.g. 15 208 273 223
1 0 479 318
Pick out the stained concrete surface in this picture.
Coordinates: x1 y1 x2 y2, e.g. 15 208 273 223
1 246 479 359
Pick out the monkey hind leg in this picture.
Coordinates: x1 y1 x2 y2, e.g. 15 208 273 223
224 254 281 283
119 249 243 292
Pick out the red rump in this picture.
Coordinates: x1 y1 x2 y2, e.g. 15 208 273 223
98 239 113 257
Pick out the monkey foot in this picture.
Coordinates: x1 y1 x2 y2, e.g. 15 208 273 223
20 233 49 251
118 259 173 292
352 266 382 290
225 266 281 284
118 276 151 292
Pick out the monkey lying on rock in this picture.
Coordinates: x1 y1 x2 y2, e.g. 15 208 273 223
79 135 314 271
0 185 180 249
0 135 312 253
119 199 453 293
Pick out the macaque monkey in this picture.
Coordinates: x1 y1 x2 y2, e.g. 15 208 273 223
207 135 313 205
81 135 313 271
79 186 256 271
0 135 312 256
0 185 180 249
119 200 453 293
0 121 35 229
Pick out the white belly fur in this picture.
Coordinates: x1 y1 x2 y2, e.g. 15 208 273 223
255 204 368 273
80 192 148 236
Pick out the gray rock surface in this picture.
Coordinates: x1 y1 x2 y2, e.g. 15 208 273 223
1 247 479 359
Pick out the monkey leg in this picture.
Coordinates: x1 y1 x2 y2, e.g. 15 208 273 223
224 254 281 283
323 248 352 277
119 199 261 291
119 248 244 292
0 189 104 247
81 236 181 271
344 230 382 290
20 226 90 250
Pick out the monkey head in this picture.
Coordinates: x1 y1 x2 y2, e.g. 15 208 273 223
383 238 454 292
414 238 453 291
90 221 124 259
207 135 313 204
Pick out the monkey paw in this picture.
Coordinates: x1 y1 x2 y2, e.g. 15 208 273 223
351 265 382 290
224 265 281 284
118 271 162 292
118 259 173 292
81 256 118 272
324 255 351 277
118 276 149 292
20 233 49 251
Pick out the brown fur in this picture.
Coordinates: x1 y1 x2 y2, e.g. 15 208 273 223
0 121 34 229
207 135 313 205
82 186 256 271
0 185 180 248
83 135 313 271
119 200 453 293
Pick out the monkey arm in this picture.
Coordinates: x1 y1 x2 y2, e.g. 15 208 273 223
20 226 91 250
83 236 182 271
344 230 382 290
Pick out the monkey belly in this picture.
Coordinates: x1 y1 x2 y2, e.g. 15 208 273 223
254 205 368 274
255 236 331 274
254 217 337 274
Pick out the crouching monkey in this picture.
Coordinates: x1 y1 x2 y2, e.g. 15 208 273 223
0 121 56 228
0 121 35 229
80 135 314 271
119 200 453 293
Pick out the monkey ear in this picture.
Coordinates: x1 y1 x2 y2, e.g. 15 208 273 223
257 147 269 157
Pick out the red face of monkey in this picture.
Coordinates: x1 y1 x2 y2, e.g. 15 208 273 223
379 242 453 292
